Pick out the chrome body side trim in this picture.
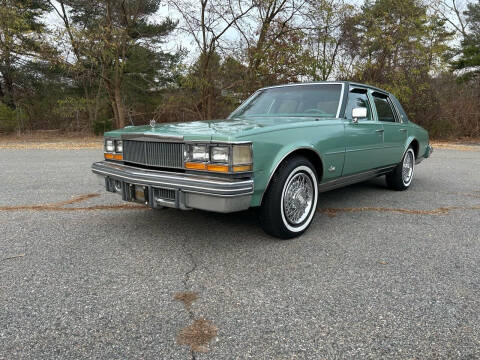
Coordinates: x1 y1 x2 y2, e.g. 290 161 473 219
317 165 396 193
336 83 345 118
260 81 346 91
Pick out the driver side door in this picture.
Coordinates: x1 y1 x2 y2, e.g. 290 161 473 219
342 89 385 176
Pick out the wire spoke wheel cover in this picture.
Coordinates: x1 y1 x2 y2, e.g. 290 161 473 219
402 149 415 186
280 165 318 232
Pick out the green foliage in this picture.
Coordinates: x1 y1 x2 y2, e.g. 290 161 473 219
0 103 17 132
92 118 113 135
0 0 53 109
54 97 91 117
54 0 179 128
0 103 27 133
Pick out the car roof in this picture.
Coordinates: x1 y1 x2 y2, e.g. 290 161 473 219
259 81 389 95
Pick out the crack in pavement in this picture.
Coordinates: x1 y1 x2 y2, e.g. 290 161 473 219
176 236 201 360
1 253 26 262
318 205 480 217
0 193 147 212
446 191 480 199
179 236 199 319
173 234 218 358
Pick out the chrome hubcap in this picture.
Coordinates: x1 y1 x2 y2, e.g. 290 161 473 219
402 151 414 184
283 173 314 225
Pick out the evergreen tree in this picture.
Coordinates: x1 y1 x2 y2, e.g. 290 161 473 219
0 0 52 109
54 0 178 128
452 0 480 79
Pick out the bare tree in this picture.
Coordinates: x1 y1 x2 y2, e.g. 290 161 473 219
303 0 354 81
232 0 306 91
170 0 254 119
430 0 469 38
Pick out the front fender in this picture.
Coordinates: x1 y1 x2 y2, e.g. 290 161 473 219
247 120 345 207
251 142 323 207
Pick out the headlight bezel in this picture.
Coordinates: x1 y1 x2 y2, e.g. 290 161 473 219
115 140 123 153
185 144 209 163
210 146 230 163
105 139 115 153
104 138 123 161
184 142 252 173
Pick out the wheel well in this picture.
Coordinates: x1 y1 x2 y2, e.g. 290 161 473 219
279 148 324 181
260 148 324 206
410 139 419 158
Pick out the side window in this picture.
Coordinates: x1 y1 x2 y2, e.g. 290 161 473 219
345 92 372 121
373 96 396 122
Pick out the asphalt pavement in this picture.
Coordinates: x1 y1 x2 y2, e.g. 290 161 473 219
0 147 479 359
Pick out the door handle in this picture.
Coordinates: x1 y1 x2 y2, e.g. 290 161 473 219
375 129 384 133
399 128 407 132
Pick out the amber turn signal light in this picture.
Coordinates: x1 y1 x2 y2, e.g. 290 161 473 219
185 162 207 170
105 153 123 160
206 164 229 172
233 165 252 172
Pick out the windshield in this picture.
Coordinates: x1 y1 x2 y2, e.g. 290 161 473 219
230 84 343 118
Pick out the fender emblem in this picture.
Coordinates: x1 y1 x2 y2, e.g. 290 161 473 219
328 165 336 172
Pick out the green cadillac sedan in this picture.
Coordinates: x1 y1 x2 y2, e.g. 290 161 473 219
92 81 433 239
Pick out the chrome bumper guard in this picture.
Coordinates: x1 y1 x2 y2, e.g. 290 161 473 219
425 144 434 158
91 161 253 213
417 144 433 164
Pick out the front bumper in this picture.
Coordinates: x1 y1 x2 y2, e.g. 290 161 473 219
91 161 253 213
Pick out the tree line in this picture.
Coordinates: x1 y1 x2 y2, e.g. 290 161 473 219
0 0 479 138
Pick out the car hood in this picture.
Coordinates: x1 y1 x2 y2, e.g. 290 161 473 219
105 116 333 141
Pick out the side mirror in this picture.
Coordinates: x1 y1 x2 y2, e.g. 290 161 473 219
352 107 367 123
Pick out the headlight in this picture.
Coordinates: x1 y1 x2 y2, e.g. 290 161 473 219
211 146 229 163
115 140 123 153
105 139 114 152
186 144 208 162
184 143 252 173
232 145 252 165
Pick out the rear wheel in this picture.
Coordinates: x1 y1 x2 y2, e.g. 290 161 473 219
386 147 415 190
259 156 318 239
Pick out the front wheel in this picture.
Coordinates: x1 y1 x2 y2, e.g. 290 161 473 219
386 147 415 190
259 157 319 239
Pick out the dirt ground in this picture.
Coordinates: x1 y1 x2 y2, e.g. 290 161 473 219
0 132 103 149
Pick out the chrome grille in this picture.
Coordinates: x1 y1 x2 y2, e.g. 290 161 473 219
154 188 176 201
123 140 184 168
124 140 146 164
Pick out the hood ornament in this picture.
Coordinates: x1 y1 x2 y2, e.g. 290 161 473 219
150 119 156 128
